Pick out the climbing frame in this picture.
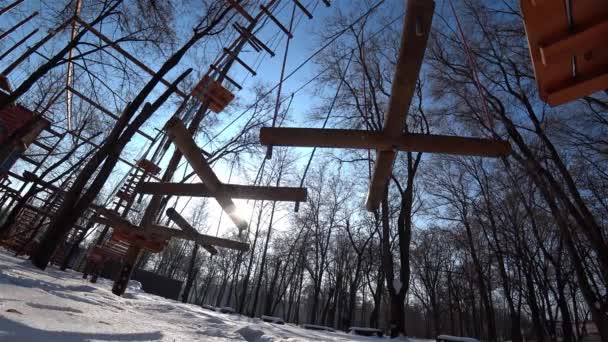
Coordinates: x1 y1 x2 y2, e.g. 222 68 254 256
521 0 608 105
161 117 308 232
260 0 511 211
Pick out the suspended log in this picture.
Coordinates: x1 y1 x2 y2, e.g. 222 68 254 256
260 128 511 157
165 208 218 255
164 117 247 231
366 0 435 211
139 181 307 202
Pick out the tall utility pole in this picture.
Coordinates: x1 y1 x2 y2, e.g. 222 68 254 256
65 0 83 130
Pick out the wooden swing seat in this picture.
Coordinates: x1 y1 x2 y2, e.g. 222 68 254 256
191 75 234 113
521 0 608 105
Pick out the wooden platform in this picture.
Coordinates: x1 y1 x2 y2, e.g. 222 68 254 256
521 0 608 105
191 75 234 112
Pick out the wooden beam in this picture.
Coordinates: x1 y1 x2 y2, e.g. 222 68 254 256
164 117 221 191
0 11 38 41
94 207 249 252
139 181 307 202
260 127 510 157
540 19 608 66
164 117 248 231
0 0 24 16
165 208 217 255
366 0 435 211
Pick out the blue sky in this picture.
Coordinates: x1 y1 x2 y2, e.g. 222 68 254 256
0 0 406 237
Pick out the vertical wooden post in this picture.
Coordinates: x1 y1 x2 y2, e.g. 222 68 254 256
65 0 83 130
111 244 140 296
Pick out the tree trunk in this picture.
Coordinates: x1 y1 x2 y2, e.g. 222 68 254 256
181 243 199 303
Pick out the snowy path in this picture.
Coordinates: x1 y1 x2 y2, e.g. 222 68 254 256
0 250 425 341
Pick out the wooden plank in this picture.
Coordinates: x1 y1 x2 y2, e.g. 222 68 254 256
260 128 511 157
540 19 608 66
164 118 221 191
367 0 435 211
139 182 307 202
165 208 218 255
521 0 608 105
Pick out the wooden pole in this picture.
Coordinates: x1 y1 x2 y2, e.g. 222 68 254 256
139 181 308 202
65 0 83 130
260 127 511 157
165 208 218 255
366 0 435 211
0 28 38 61
2 18 72 76
0 12 38 41
0 0 23 16
67 86 154 141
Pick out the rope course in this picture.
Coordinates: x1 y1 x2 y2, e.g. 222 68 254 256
4 0 583 300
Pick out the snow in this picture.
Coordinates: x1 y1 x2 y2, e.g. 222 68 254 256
0 250 426 341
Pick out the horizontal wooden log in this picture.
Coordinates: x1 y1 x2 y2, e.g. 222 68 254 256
260 128 512 157
139 182 307 202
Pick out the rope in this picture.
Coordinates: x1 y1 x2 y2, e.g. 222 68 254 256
294 51 354 211
447 0 493 130
266 1 297 160
203 1 396 147
214 158 235 237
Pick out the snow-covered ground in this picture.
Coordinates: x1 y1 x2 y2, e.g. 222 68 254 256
0 250 431 341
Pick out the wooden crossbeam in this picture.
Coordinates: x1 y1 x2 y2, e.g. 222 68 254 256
139 181 307 202
94 207 249 252
0 0 24 16
164 118 247 231
227 0 255 22
165 208 218 255
366 0 435 211
293 0 313 19
260 5 293 38
259 128 511 157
